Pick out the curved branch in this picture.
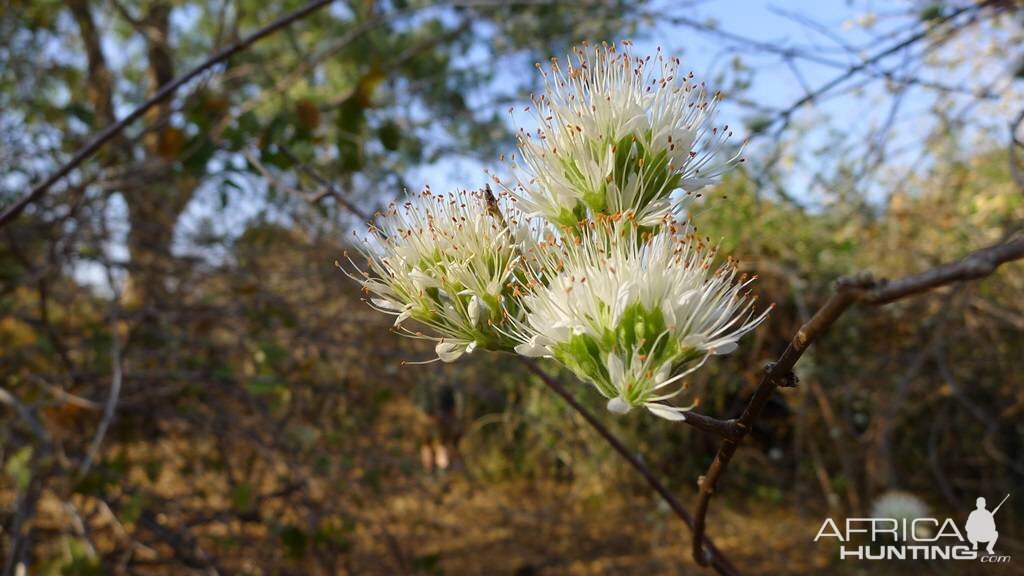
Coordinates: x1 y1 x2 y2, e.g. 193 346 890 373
691 236 1024 566
862 238 1024 305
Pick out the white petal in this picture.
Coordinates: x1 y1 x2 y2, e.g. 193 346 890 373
465 341 478 354
394 306 413 326
645 403 688 421
676 289 697 308
468 296 482 326
607 397 631 414
514 337 550 358
653 362 672 385
410 269 440 291
548 324 572 342
486 278 502 298
711 341 738 355
638 202 670 226
371 298 403 312
612 283 635 323
660 299 677 327
681 334 706 349
606 352 625 387
435 341 465 363
364 279 389 293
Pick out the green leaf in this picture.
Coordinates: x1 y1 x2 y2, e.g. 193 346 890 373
144 458 163 483
337 97 365 135
183 136 216 174
286 424 321 451
280 525 308 559
745 115 774 135
919 4 944 22
120 493 146 524
5 446 32 491
378 120 401 151
337 97 366 173
231 482 254 511
413 552 444 575
60 538 103 576
65 103 94 127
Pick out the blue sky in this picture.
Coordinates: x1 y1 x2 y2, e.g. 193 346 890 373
413 0 873 191
410 0 1019 207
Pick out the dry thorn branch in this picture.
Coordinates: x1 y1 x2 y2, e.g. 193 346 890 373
691 237 1024 566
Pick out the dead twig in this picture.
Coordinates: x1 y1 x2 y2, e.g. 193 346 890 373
521 359 741 576
691 236 1024 566
78 230 126 479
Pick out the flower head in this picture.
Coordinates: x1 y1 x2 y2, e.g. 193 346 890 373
343 43 771 426
505 218 769 420
498 41 741 227
344 188 524 362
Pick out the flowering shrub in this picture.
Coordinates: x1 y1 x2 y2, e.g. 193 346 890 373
346 42 770 421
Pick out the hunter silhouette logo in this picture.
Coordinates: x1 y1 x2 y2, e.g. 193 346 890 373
966 494 1009 555
815 494 1012 563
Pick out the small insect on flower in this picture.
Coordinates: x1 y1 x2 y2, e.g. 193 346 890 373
505 218 770 420
499 41 742 228
342 188 526 363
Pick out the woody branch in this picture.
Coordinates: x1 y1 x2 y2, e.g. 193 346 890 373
690 235 1024 566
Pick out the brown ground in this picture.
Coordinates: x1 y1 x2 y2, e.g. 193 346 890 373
343 478 1022 576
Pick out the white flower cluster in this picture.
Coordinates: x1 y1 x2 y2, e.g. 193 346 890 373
344 188 525 363
346 42 768 422
505 218 768 419
499 41 740 228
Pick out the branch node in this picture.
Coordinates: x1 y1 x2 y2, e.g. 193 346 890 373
764 362 799 388
835 271 877 291
732 421 748 437
963 255 996 277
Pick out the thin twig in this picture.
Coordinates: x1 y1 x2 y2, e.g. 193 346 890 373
690 236 1024 566
0 388 48 441
690 274 873 565
78 240 126 478
521 359 741 576
766 1 992 131
276 144 375 221
862 238 1024 305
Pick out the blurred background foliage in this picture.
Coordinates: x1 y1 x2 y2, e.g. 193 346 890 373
1 0 1023 574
